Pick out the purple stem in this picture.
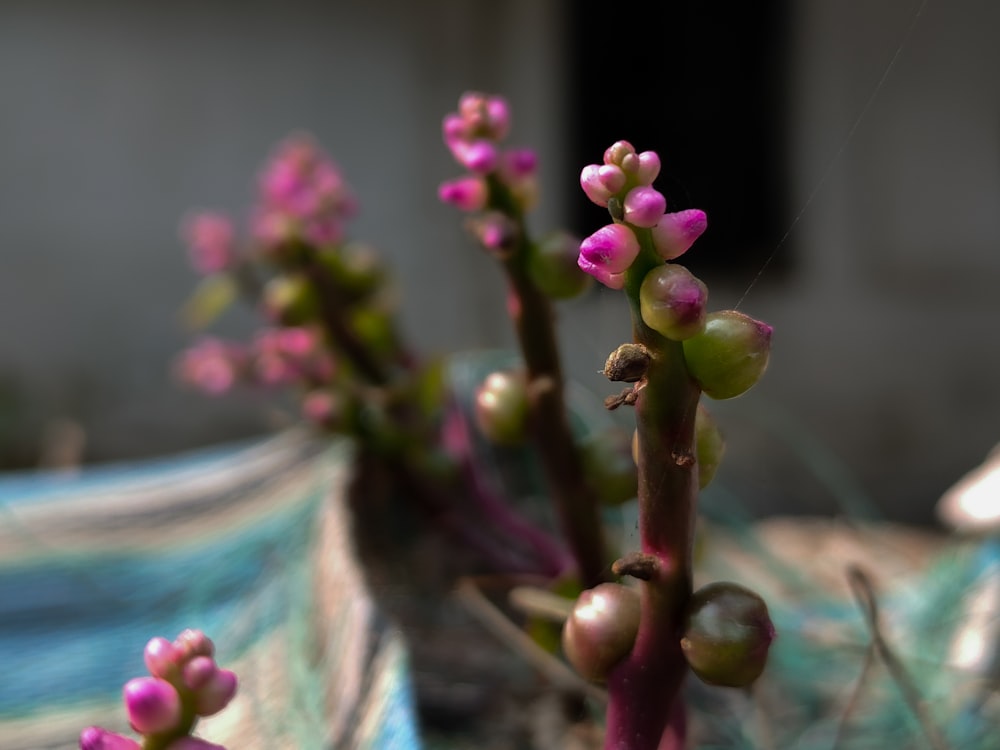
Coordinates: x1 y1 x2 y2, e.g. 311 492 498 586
603 238 700 750
442 407 575 578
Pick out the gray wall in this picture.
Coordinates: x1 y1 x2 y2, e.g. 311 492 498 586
2 0 999 524
0 0 570 460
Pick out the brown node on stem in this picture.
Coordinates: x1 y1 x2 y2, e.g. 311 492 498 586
612 552 660 581
672 449 696 468
603 343 651 383
527 375 557 401
604 385 641 411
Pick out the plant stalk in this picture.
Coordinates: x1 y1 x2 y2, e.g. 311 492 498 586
603 235 700 750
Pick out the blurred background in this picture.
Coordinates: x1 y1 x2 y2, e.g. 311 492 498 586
1 0 997 525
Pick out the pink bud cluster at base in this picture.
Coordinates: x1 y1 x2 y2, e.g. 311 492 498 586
80 630 237 750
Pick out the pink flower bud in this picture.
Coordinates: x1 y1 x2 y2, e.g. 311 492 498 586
580 165 612 206
623 186 667 228
442 113 468 145
598 165 627 193
484 95 511 140
302 390 338 426
194 668 238 717
635 151 661 185
182 213 236 275
458 140 498 173
469 213 517 252
502 147 537 178
620 152 640 174
173 629 214 660
438 176 488 212
651 209 708 260
175 339 246 396
183 655 219 690
603 140 636 166
80 727 141 750
123 677 181 735
577 224 640 289
144 637 179 679
581 164 627 207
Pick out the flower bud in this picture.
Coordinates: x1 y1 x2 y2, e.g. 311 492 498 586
681 582 775 687
635 151 661 185
527 231 592 299
123 677 181 735
183 655 219 690
194 668 238 717
79 727 142 750
562 583 641 682
474 370 530 445
651 209 708 260
695 403 725 489
623 187 667 228
580 164 624 207
682 311 772 399
182 212 236 275
577 224 640 290
604 140 636 167
174 629 214 660
639 265 708 341
438 176 488 212
144 637 179 679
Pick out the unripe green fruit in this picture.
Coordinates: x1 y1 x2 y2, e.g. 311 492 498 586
629 405 723 489
350 306 396 358
682 310 772 399
528 231 593 299
695 403 725 489
263 274 318 325
562 583 641 683
681 581 775 687
639 264 708 341
317 243 384 299
581 428 638 506
474 370 529 445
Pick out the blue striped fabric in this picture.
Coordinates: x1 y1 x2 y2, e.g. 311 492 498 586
0 430 421 750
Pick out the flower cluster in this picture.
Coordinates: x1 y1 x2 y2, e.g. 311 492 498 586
174 338 248 396
253 135 358 252
578 140 707 289
182 213 237 276
80 630 236 750
438 92 538 216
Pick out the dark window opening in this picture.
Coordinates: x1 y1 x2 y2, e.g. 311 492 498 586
568 1 792 282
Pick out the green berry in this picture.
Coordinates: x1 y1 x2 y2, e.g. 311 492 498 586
528 231 593 299
562 583 641 682
581 428 638 506
682 310 772 399
263 274 318 325
474 370 529 445
695 403 725 489
681 581 775 687
639 264 708 341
